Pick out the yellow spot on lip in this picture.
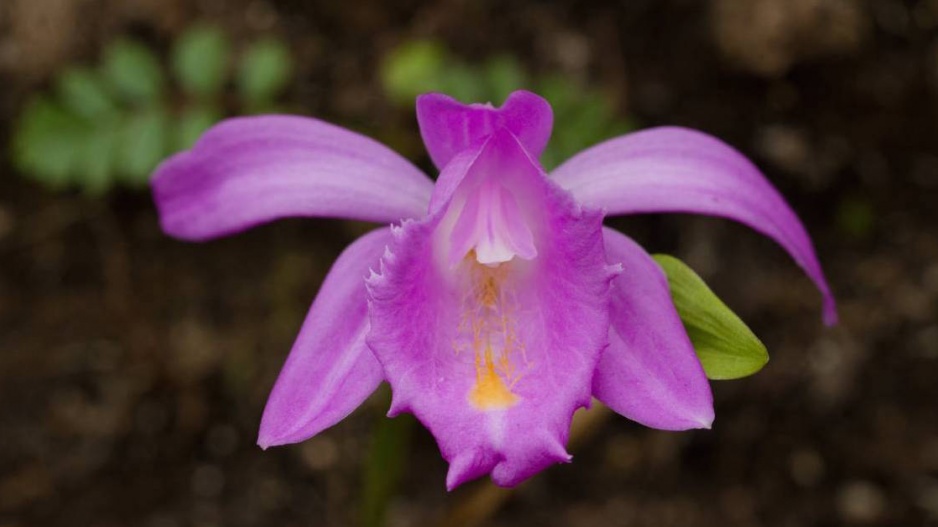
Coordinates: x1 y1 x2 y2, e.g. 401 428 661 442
458 256 524 411
469 345 518 410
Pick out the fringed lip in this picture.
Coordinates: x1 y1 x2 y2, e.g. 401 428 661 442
366 130 613 489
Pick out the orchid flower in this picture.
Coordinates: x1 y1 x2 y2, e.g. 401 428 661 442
152 90 836 489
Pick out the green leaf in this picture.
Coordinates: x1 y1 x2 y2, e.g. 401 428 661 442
381 40 448 104
57 68 117 119
77 120 120 194
553 94 610 165
654 254 769 380
12 97 88 187
484 55 527 103
537 74 578 115
438 62 487 104
174 105 220 151
102 39 164 104
118 107 169 185
172 25 230 98
238 38 293 107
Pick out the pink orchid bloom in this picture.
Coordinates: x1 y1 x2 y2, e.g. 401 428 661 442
152 91 836 489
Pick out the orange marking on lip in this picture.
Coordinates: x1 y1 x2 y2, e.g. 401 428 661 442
469 344 518 409
453 259 526 411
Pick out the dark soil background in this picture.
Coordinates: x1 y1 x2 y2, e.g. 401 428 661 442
2 0 938 526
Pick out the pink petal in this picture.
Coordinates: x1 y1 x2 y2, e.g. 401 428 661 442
366 130 612 489
593 228 714 431
417 90 553 170
447 179 537 266
551 126 837 325
258 228 392 448
440 133 541 267
153 116 434 241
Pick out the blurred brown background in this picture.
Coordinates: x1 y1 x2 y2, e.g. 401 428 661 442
1 0 937 526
